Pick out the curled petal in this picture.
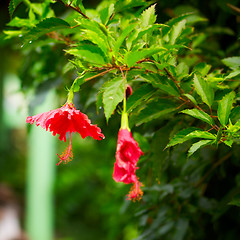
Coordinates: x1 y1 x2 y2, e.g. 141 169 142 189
113 162 138 184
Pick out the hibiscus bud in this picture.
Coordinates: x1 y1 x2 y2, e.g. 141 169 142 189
126 84 133 99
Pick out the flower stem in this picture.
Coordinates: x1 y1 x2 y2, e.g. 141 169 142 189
67 88 74 104
121 112 130 131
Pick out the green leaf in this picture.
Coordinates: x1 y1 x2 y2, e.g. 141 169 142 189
23 17 70 44
3 30 23 39
131 99 176 126
74 18 108 43
9 0 23 18
193 74 214 108
82 29 109 55
228 198 240 207
230 106 240 124
225 69 240 79
222 57 240 69
186 130 216 140
126 84 156 112
65 44 107 66
176 62 189 79
100 3 115 25
166 127 199 148
142 74 180 96
7 17 37 28
183 94 197 106
131 24 163 47
96 90 104 114
194 62 211 76
113 23 138 54
102 77 124 121
181 109 214 125
124 47 165 67
140 4 157 28
188 140 213 157
169 19 186 45
218 91 235 126
166 129 216 148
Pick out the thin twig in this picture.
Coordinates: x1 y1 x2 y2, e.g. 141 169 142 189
84 69 114 82
56 0 89 19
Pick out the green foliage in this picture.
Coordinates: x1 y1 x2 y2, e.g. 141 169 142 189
23 17 70 43
218 91 235 126
193 74 214 108
181 108 214 126
9 0 23 18
2 0 240 239
102 77 124 121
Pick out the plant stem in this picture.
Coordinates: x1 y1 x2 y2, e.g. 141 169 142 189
56 0 89 19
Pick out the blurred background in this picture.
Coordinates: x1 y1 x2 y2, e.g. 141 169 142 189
0 0 240 240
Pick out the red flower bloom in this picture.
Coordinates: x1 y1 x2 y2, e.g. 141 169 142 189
113 128 143 201
26 102 104 165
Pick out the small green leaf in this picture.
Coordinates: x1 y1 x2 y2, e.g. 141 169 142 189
143 74 180 96
131 99 176 126
183 94 197 106
181 108 214 125
194 62 211 76
23 17 70 43
100 3 115 25
188 140 213 157
228 198 240 207
113 23 137 54
186 130 216 140
126 84 156 112
169 19 186 45
176 62 189 79
222 57 240 69
167 129 215 148
102 77 124 121
9 0 23 18
140 4 157 28
130 24 164 48
96 90 104 114
225 69 240 79
75 18 108 43
82 29 109 55
125 47 165 67
193 74 214 108
230 106 240 124
166 127 199 148
218 91 235 126
65 44 107 66
7 17 37 28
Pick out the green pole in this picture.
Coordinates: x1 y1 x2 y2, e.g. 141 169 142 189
26 90 57 240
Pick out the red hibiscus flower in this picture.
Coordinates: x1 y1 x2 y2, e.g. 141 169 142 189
113 128 143 201
26 102 104 165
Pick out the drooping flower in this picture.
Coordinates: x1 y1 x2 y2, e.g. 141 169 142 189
26 102 104 165
113 113 144 201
